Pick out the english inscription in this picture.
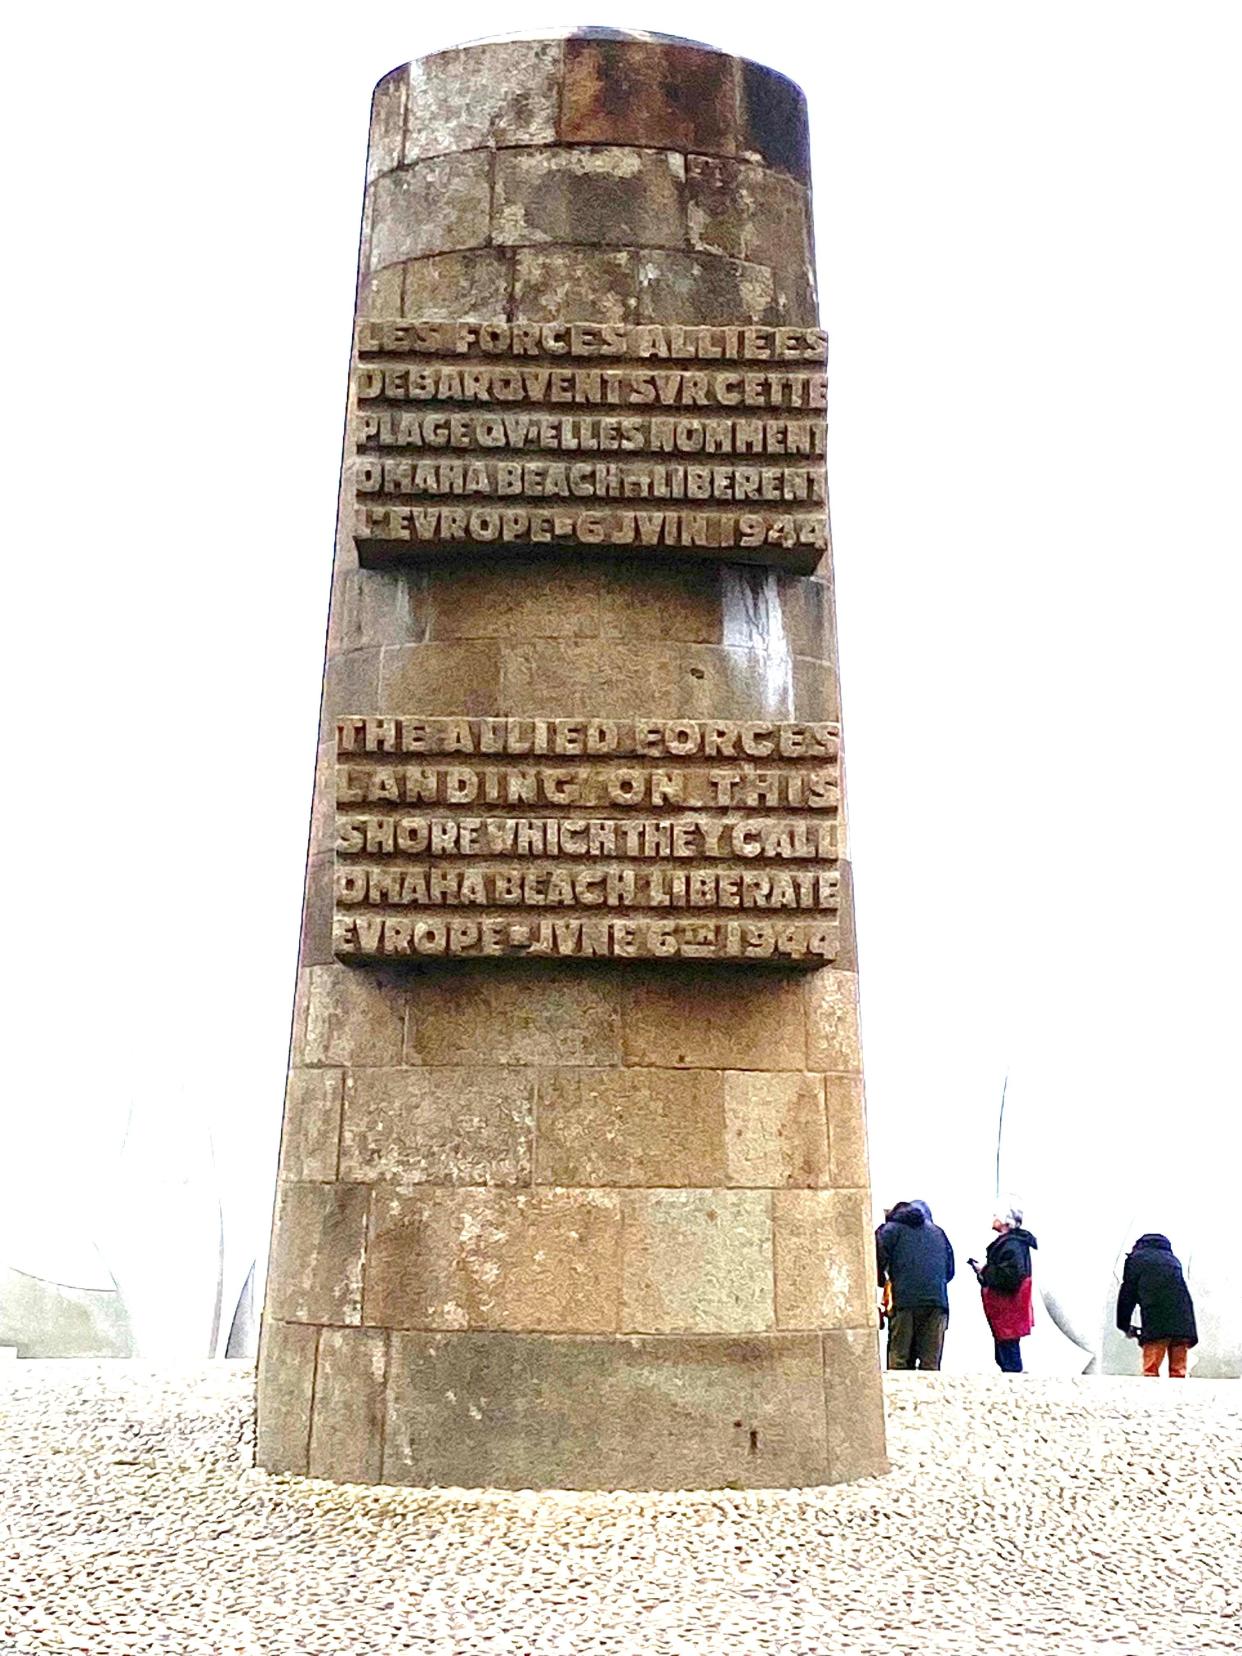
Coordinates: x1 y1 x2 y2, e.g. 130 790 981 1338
334 717 847 965
352 323 829 573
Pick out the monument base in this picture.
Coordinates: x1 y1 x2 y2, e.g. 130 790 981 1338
259 1322 886 1489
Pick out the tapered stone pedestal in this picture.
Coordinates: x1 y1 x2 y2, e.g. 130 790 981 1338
258 27 886 1490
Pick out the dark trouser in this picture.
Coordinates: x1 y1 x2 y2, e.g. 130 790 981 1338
994 1339 1023 1372
887 1307 948 1370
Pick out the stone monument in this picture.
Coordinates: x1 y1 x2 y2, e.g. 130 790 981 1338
258 27 887 1489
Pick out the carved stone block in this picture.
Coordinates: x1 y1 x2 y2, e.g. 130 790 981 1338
333 716 844 966
352 319 829 573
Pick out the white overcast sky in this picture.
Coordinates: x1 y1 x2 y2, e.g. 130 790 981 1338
2 2 1239 1330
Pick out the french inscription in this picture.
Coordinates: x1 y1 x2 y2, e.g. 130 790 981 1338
334 717 846 966
352 323 829 572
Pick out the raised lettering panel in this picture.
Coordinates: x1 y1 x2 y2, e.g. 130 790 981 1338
333 717 847 966
352 322 829 573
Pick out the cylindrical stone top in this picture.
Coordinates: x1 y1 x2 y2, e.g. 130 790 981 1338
259 30 886 1493
359 29 817 335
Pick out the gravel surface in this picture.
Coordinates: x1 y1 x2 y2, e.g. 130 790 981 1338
1 1363 1239 1655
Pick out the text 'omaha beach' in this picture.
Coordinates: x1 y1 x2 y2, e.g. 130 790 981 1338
333 717 848 966
351 320 829 572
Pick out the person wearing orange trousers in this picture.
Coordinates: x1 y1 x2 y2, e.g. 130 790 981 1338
1116 1233 1198 1378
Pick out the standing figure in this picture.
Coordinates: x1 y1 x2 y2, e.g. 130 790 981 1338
969 1206 1038 1373
876 1200 955 1371
874 1201 910 1331
1116 1233 1198 1377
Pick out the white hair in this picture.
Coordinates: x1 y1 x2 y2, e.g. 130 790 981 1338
994 1203 1024 1227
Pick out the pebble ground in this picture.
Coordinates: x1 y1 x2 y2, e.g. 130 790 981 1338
2 1362 1239 1655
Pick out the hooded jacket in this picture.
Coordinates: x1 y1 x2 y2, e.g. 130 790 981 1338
876 1201 955 1313
979 1225 1038 1341
1116 1234 1197 1346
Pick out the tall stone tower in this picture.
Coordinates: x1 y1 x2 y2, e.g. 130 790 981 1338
258 28 887 1490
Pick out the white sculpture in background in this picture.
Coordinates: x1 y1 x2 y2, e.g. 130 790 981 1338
0 1095 258 1362
4 1064 1238 1375
991 1077 1240 1380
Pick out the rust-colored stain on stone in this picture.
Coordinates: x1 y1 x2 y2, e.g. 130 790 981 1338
562 40 737 154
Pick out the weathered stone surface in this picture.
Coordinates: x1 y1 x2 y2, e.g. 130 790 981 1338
369 153 491 268
383 1330 830 1488
355 263 403 318
308 1327 388 1483
717 564 790 651
298 853 334 969
620 1189 773 1333
826 1073 871 1188
738 60 811 183
687 155 813 270
496 638 688 719
255 1320 317 1474
319 647 380 742
777 574 836 660
298 965 405 1069
357 170 375 286
493 148 686 248
773 1188 874 1329
366 68 407 183
404 41 561 163
823 1327 888 1481
365 1188 622 1332
771 261 820 327
378 640 501 715
512 248 636 322
536 1068 726 1186
340 1067 533 1184
278 1069 344 1183
636 250 778 323
422 558 601 640
562 39 736 154
497 640 788 721
329 569 423 654
596 561 726 644
805 970 863 1074
266 1182 369 1325
791 652 841 719
405 968 622 1067
399 249 512 321
622 969 806 1070
331 456 362 575
722 1071 829 1187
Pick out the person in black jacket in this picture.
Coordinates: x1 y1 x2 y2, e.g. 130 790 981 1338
1116 1233 1198 1377
875 1199 955 1370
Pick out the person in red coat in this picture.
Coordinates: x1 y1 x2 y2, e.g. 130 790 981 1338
969 1206 1038 1372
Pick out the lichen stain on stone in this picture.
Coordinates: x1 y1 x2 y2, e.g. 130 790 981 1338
406 41 559 160
738 262 777 322
824 1260 854 1321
